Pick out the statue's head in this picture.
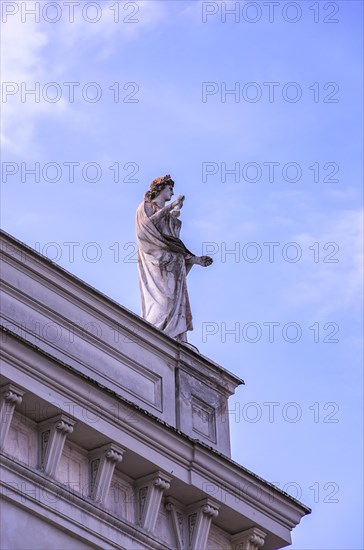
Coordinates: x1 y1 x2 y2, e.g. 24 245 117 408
145 174 175 202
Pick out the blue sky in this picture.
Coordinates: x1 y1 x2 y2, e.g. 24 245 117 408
1 1 363 548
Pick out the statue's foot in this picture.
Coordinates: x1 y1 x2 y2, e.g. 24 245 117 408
183 342 200 353
175 333 200 353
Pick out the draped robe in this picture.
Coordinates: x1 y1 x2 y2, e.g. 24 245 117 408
136 200 193 340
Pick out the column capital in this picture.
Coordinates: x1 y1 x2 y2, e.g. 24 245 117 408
55 417 74 435
231 527 267 550
201 501 219 519
153 474 171 491
0 383 25 450
105 445 124 464
0 383 24 406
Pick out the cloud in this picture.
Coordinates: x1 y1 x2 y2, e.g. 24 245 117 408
43 0 167 59
282 208 363 317
1 14 52 156
1 1 167 157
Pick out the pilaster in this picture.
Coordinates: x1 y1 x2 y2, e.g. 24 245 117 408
187 498 220 550
165 497 185 549
231 527 267 550
38 414 75 476
89 443 125 505
136 470 172 532
0 383 24 450
165 497 219 550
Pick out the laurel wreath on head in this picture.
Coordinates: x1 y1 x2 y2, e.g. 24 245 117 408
145 174 175 202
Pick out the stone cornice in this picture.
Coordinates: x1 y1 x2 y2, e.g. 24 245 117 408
0 229 311 549
1 327 310 546
1 229 243 455
0 229 243 390
190 448 308 530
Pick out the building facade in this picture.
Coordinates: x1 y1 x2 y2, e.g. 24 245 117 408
0 230 310 549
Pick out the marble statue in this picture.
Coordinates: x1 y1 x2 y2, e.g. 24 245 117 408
136 175 213 342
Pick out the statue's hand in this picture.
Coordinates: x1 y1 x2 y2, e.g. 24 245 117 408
170 195 185 210
194 256 213 267
201 255 213 266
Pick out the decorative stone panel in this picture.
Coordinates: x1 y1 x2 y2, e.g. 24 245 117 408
4 411 37 467
176 368 231 455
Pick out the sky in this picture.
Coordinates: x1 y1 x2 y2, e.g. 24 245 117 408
1 1 363 548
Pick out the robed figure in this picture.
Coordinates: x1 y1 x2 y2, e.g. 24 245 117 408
136 175 212 342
